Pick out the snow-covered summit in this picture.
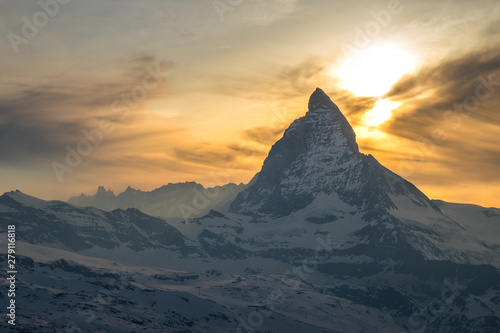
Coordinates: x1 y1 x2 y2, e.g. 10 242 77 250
306 88 358 153
230 88 435 217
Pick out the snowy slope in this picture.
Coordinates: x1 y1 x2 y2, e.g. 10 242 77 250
0 191 195 254
433 200 500 247
1 249 498 333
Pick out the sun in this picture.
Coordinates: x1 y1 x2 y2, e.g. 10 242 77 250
333 42 418 97
330 42 418 128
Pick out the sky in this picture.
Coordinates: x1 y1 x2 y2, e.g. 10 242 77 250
0 0 499 207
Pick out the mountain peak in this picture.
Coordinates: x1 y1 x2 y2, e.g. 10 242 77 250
304 88 358 152
230 89 436 217
308 88 340 113
96 186 107 194
230 89 362 216
95 186 116 198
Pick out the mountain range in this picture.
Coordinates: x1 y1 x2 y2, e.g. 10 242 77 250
1 88 499 332
68 182 245 219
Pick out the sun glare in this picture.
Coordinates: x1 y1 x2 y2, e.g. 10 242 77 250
334 43 418 97
363 99 401 127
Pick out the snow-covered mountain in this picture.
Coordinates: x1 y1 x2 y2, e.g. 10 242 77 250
1 88 499 332
68 182 245 219
433 200 500 248
0 190 195 253
228 88 499 267
231 88 438 217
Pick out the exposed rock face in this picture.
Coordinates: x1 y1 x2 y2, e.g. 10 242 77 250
230 88 437 217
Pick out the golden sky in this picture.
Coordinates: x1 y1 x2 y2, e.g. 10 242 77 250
1 0 500 207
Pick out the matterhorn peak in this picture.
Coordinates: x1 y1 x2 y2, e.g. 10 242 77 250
307 87 341 113
230 88 364 216
230 88 435 217
303 88 359 153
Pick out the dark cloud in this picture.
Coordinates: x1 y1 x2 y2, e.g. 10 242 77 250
227 143 268 157
0 55 173 164
429 124 500 182
385 46 500 140
327 90 376 126
383 46 500 183
400 135 500 187
244 126 287 145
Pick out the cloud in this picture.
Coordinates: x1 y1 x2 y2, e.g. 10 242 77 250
173 146 235 168
0 54 173 165
173 139 269 171
206 56 330 102
207 55 375 124
243 126 287 145
385 46 500 140
486 19 500 35
380 45 500 184
109 154 193 174
228 143 268 158
327 90 376 126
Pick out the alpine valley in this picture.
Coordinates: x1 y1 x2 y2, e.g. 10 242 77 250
1 89 499 332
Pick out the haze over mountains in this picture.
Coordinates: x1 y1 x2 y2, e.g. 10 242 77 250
1 89 499 332
68 182 245 219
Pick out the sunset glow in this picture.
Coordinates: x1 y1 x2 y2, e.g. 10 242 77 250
362 99 401 127
0 0 499 208
334 43 418 97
